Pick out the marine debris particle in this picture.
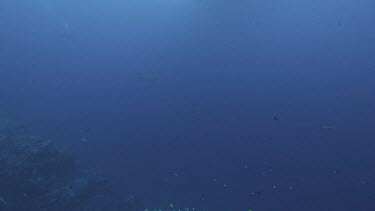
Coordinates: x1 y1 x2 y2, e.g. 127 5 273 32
0 196 7 206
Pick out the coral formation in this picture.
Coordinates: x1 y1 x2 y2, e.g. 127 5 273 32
0 120 141 211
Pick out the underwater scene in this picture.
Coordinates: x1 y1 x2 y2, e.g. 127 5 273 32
1 0 375 210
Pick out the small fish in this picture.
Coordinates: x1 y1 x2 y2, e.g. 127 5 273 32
320 125 335 130
337 19 343 27
272 114 279 121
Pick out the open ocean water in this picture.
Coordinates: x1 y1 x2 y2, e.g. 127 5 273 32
1 0 375 210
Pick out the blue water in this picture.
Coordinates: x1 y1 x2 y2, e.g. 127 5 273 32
1 0 375 210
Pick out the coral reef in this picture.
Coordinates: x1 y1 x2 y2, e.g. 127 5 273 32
0 120 141 211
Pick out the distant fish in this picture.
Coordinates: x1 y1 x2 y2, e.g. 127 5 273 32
135 72 159 83
59 23 73 39
320 124 335 130
81 137 88 143
337 19 343 27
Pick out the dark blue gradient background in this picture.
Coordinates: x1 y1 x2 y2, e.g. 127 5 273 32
1 0 375 210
